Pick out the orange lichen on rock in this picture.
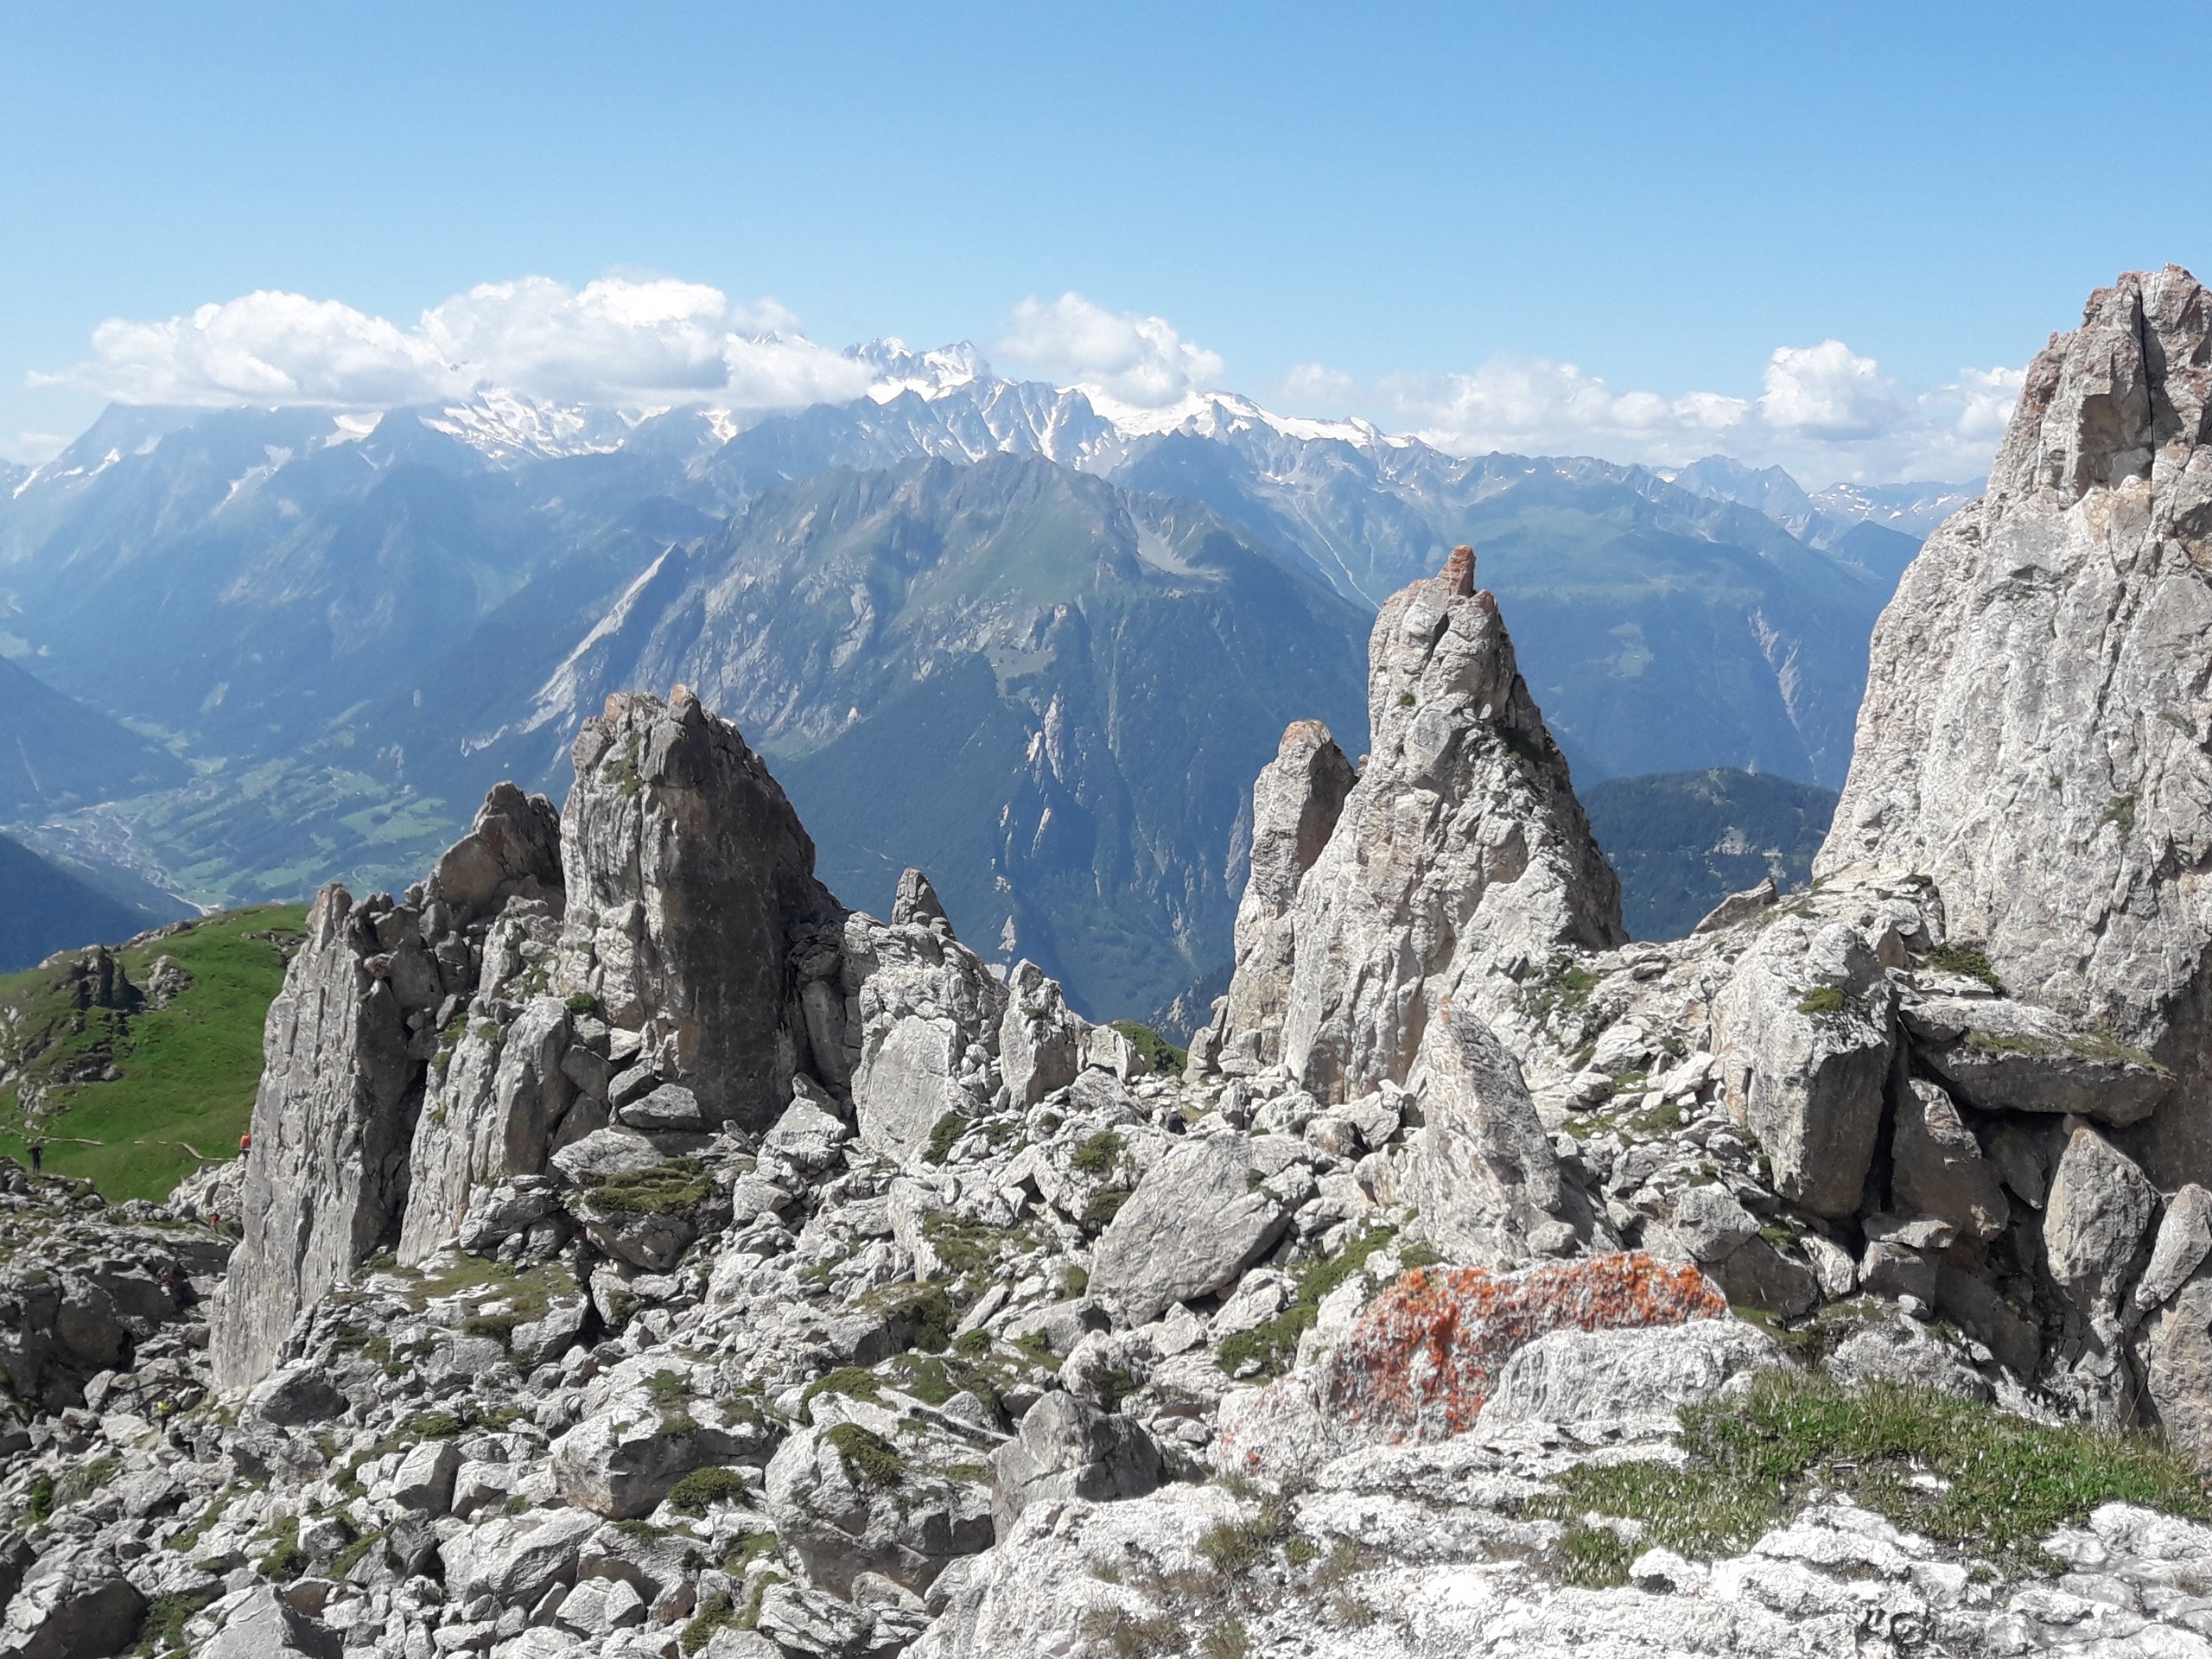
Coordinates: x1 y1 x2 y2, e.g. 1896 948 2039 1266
1441 542 1477 595
1323 1251 1728 1441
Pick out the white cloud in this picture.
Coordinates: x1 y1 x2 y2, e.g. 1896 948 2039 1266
1759 340 1904 438
30 277 872 412
1282 344 2021 486
998 292 1225 409
1372 356 1751 462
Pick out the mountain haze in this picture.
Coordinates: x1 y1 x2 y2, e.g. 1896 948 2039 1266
0 356 1926 1020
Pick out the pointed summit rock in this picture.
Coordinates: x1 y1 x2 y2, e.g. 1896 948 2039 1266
555 688 844 1132
1818 265 2212 1179
1220 545 1624 1103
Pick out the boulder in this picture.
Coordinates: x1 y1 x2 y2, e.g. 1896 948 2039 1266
762 1090 850 1174
1693 877 1778 934
2044 1125 2158 1321
550 1405 715 1520
1215 1253 1730 1478
1663 1185 1761 1264
244 1363 347 1427
753 1581 872 1658
1396 998 1580 1265
614 1083 705 1132
997 960 1084 1109
1904 997 2169 1126
1477 1318 1779 1427
2136 1185 2212 1318
1088 1135 1296 1325
390 1438 461 1516
989 1392 1161 1539
2144 1262 2212 1461
1710 915 1895 1217
762 1419 994 1595
198 1586 342 1659
550 1126 664 1185
840 904 1007 1161
0 1543 144 1659
441 1506 601 1607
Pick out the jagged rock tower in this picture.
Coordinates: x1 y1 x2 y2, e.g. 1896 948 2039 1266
1819 265 2212 1184
1209 544 1625 1103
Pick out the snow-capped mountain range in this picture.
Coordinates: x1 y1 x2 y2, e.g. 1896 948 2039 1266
11 336 1969 532
0 342 1976 1027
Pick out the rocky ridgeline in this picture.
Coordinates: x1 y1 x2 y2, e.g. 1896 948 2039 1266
7 273 2212 1658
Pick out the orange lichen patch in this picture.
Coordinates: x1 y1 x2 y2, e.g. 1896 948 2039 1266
1323 1252 1728 1441
1441 543 1478 595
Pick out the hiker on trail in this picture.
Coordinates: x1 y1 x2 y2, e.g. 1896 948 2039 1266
29 1143 41 1174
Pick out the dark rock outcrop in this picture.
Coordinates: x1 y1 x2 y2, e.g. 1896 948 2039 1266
554 688 842 1132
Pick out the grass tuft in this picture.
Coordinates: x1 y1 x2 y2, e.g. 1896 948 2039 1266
1530 1367 2212 1585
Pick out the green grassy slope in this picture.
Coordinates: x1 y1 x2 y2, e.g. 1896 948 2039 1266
0 905 304 1200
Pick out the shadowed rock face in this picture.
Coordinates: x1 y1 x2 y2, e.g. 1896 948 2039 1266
1818 264 2212 1179
1215 720 1359 1071
1232 547 1624 1104
213 784 567 1386
556 688 842 1133
211 885 418 1389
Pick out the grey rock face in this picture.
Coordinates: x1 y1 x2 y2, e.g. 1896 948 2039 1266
989 1392 1161 1540
556 688 841 1133
840 903 1007 1162
1396 998 1579 1266
764 1416 995 1595
1891 1079 2009 1242
214 781 567 1384
2044 1125 2158 1322
401 954 575 1262
1089 1135 1295 1325
997 959 1084 1110
211 884 419 1389
1477 1319 1779 1427
1214 720 1358 1072
0 1542 143 1659
1253 548 1623 1103
1818 266 2212 1180
1709 915 1895 1218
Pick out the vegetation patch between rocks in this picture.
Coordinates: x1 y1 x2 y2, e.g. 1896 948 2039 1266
1531 1367 2212 1586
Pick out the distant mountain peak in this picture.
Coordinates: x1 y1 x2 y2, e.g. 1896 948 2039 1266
422 391 646 462
850 338 988 403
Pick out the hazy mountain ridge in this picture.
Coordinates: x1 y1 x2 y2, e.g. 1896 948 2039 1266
0 360 1930 1018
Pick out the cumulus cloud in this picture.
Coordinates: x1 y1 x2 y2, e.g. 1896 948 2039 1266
998 292 1225 409
31 277 872 411
1759 340 1904 439
1281 344 2020 486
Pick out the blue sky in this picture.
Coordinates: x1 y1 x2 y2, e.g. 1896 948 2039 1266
5 1 2209 483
